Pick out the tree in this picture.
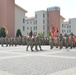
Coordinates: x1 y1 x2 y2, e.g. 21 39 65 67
39 32 44 37
29 30 32 37
16 29 22 37
0 27 6 37
47 32 51 36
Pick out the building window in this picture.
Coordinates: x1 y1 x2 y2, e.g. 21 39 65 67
23 26 25 31
27 27 29 30
30 27 32 30
36 26 37 30
33 27 35 31
23 18 25 23
27 21 29 24
33 21 35 25
35 14 37 19
69 21 71 24
43 14 45 18
35 20 37 24
30 21 32 24
43 20 44 24
62 30 64 33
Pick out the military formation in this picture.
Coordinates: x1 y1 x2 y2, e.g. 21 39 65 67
0 33 76 52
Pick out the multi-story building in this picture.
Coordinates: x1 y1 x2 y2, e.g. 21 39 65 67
15 4 27 36
61 22 71 35
47 6 60 33
25 7 64 36
25 10 47 36
69 18 76 35
0 0 27 37
61 18 76 35
0 0 15 37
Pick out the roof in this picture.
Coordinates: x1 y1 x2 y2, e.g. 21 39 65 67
60 15 65 20
15 4 28 13
26 17 35 20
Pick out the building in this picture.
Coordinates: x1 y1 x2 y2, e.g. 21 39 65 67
25 6 64 36
0 0 27 37
15 4 27 36
61 22 71 35
47 6 60 33
0 0 15 37
69 18 76 35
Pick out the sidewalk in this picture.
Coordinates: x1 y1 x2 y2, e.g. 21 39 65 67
0 45 76 75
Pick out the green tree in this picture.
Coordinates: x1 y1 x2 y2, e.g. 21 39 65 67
16 29 22 37
0 27 6 37
47 32 51 36
39 32 44 37
29 30 32 37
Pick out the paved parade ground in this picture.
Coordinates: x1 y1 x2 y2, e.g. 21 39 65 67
0 45 76 75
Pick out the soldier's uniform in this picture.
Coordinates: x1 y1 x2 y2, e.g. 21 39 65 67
1 37 5 47
69 35 74 49
14 37 18 46
33 35 38 51
26 36 33 51
55 36 59 48
5 37 9 47
36 34 42 51
49 36 54 49
59 34 63 49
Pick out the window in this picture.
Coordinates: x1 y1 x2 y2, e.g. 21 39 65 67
33 27 35 30
27 21 29 24
30 27 32 30
35 14 37 19
33 21 35 25
43 20 44 24
36 26 37 30
35 20 37 24
69 21 71 24
62 30 64 33
30 21 32 24
27 27 29 30
23 26 25 31
23 18 25 23
43 14 45 18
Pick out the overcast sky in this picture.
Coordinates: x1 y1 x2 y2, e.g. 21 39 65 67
15 0 76 21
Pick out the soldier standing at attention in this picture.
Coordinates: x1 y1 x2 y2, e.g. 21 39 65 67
37 33 42 51
26 34 33 51
49 35 54 49
59 34 63 49
5 36 8 47
1 37 5 47
69 33 74 49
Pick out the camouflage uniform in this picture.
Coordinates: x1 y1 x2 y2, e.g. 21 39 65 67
26 36 33 51
69 35 74 49
49 36 54 49
1 37 5 47
37 34 42 51
59 34 63 49
55 36 59 48
5 37 9 47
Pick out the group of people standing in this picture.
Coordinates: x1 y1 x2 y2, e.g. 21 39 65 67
0 33 76 52
49 33 76 49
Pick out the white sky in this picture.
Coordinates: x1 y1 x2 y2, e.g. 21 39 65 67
15 0 76 21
